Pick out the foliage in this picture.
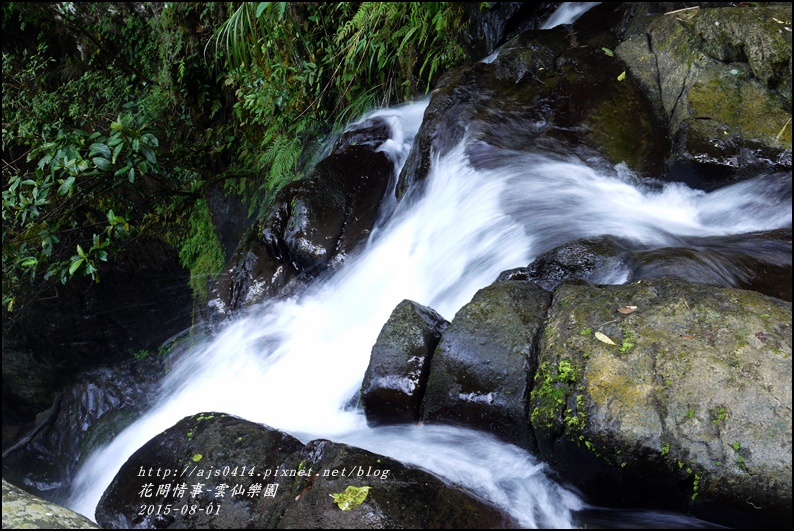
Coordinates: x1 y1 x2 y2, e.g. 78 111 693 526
213 2 470 214
3 1 475 322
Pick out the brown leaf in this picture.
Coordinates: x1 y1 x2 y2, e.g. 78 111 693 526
595 331 616 345
617 305 638 314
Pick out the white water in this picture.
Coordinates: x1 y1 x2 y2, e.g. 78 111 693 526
67 96 791 527
540 2 601 29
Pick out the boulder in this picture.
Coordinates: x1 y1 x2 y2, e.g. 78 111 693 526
531 278 791 528
362 300 449 425
205 119 395 325
2 479 99 529
96 413 517 529
274 439 516 529
96 412 305 529
397 3 667 197
616 4 792 187
422 281 551 449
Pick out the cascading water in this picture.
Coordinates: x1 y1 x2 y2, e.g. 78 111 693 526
67 95 791 527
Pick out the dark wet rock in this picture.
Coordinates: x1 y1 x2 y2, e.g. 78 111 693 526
275 439 516 529
628 228 793 302
205 186 257 263
204 121 394 327
96 413 305 529
96 414 517 529
525 236 633 291
463 2 561 60
518 228 792 302
397 3 667 197
2 239 191 422
422 281 551 449
3 346 177 500
361 300 449 425
616 4 792 187
2 479 100 529
531 278 792 528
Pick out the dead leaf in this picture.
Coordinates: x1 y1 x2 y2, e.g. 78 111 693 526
617 305 637 314
595 331 616 345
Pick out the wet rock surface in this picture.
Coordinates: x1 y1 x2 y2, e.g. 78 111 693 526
521 228 792 302
422 281 551 449
362 300 449 425
96 413 517 529
397 3 668 198
532 278 791 528
204 119 395 328
3 350 174 500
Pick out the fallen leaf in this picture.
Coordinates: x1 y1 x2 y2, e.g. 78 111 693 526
330 486 371 511
680 335 694 339
617 305 638 314
595 331 616 345
601 47 614 57
617 71 626 81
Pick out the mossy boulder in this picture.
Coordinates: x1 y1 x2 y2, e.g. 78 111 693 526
422 281 551 449
2 479 99 529
96 413 516 529
361 300 449 425
616 4 792 186
531 278 791 528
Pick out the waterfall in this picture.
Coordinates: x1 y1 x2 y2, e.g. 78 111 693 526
66 96 791 527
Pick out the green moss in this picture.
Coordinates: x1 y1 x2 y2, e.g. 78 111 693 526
710 406 727 423
580 328 592 336
619 328 635 353
661 443 670 457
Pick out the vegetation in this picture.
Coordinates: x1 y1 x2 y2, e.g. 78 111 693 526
2 2 474 325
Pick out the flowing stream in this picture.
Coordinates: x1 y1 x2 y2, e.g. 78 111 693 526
67 99 790 528
66 6 791 529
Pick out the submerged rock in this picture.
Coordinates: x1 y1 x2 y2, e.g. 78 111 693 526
520 228 792 302
96 413 517 529
362 300 449 425
422 281 551 449
532 278 792 528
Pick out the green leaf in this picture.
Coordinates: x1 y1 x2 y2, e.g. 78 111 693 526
89 143 111 158
330 486 371 511
617 71 626 81
93 157 111 170
602 47 614 57
140 145 157 164
142 133 159 147
256 2 269 17
128 167 135 183
69 258 84 276
58 176 76 196
20 257 38 267
77 244 86 258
